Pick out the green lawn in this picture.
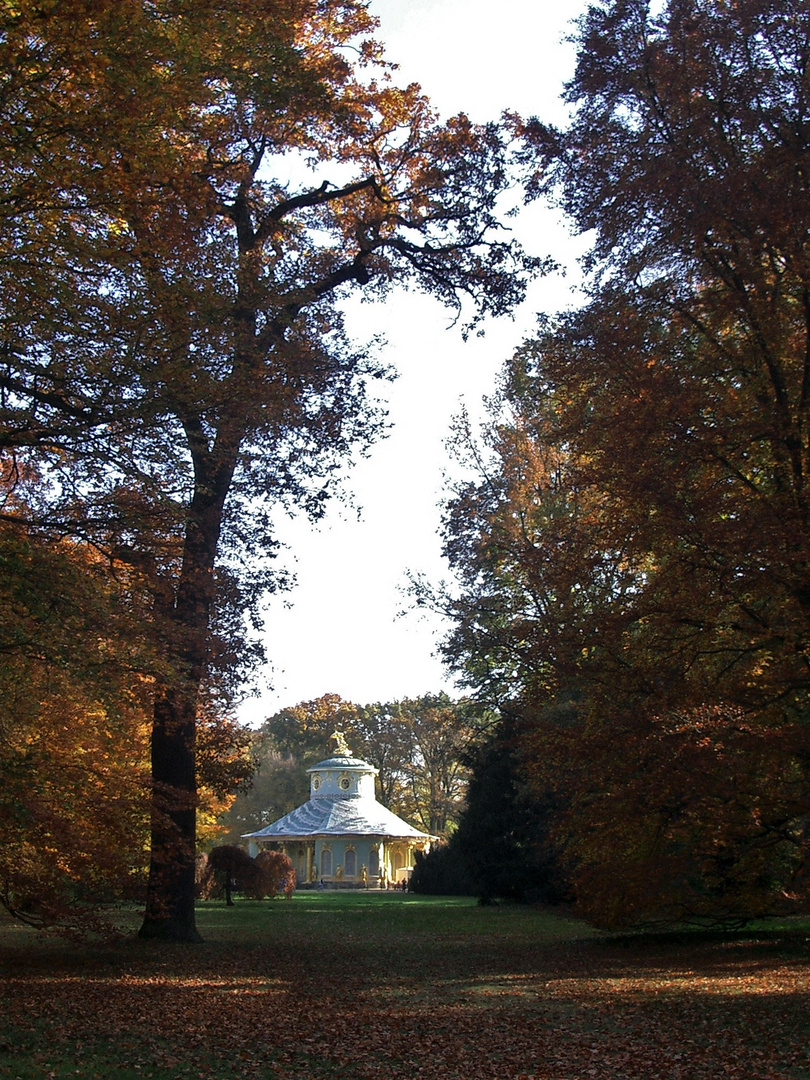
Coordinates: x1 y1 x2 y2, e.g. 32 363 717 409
1 894 808 1079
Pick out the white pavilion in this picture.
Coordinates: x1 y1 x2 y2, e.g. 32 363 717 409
242 733 436 888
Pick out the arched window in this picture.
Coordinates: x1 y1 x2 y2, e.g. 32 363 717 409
393 850 404 871
369 847 379 876
344 849 356 877
320 848 332 877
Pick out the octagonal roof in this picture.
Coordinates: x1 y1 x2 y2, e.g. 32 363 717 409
242 792 432 841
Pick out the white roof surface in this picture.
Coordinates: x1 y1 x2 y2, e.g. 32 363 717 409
242 795 432 841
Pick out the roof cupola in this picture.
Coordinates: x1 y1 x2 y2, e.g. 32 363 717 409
307 732 377 799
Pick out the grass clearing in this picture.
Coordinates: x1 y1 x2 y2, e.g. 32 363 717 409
1 894 808 1079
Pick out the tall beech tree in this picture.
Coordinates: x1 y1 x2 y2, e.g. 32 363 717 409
0 1 536 939
438 0 810 924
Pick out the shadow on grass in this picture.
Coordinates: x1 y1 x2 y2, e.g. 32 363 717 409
2 896 809 1080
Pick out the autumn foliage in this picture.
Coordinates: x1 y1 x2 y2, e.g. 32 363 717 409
437 0 810 926
8 0 810 936
0 0 535 941
0 512 255 935
251 851 296 900
198 847 295 904
0 522 152 934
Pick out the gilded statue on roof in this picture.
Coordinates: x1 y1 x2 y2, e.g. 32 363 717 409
329 729 351 756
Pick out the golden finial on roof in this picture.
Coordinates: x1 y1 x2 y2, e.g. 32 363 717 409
329 729 351 756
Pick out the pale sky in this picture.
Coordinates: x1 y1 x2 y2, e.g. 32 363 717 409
238 0 590 725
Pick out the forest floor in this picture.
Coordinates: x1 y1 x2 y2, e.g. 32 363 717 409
0 893 808 1080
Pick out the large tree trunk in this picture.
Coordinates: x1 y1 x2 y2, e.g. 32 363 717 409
139 456 235 942
139 679 202 942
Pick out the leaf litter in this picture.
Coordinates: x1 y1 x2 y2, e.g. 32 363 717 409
0 902 808 1080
